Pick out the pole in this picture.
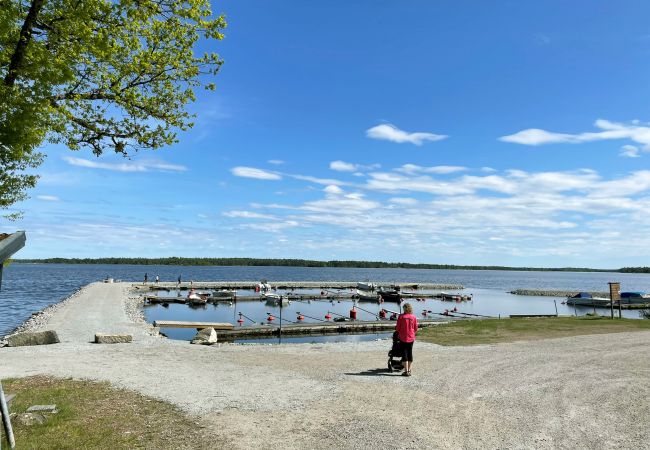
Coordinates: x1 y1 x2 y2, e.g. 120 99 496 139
554 299 558 317
278 296 282 344
0 381 15 449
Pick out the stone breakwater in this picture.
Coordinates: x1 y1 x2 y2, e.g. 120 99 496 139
510 289 609 297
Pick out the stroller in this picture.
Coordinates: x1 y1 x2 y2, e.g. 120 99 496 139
387 331 405 372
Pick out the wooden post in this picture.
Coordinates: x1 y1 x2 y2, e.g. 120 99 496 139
0 381 15 449
554 299 558 317
609 282 621 320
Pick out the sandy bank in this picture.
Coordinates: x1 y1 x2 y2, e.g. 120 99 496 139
1 282 649 449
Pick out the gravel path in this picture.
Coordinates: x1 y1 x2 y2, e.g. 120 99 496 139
1 283 649 449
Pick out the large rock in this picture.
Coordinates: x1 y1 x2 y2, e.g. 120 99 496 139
191 327 217 345
94 333 132 344
13 412 47 426
6 330 59 347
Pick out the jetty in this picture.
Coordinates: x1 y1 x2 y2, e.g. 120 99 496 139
153 318 457 340
133 281 465 291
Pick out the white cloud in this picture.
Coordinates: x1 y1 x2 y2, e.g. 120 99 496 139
499 119 650 151
223 210 276 219
36 195 61 202
396 164 467 174
366 124 448 145
324 185 344 195
290 174 348 186
268 160 285 165
620 145 641 158
63 156 188 172
330 160 381 172
388 197 418 205
231 166 282 180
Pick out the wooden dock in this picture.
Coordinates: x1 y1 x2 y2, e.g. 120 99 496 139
132 281 465 291
153 318 462 339
153 320 234 330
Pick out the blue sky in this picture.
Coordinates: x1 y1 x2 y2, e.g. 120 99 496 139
7 0 650 267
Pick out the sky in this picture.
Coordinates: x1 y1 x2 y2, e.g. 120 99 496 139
7 0 650 268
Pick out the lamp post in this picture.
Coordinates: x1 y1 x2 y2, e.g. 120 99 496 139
0 231 26 450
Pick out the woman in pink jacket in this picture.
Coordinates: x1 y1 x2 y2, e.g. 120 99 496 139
395 303 418 376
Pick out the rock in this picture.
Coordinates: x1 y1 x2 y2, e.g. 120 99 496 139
0 339 8 348
191 327 217 345
94 333 132 344
6 330 60 347
14 412 47 426
27 405 58 414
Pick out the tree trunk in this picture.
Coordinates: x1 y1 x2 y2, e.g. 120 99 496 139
3 0 46 86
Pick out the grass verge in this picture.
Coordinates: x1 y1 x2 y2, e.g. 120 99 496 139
1 376 222 450
418 316 650 346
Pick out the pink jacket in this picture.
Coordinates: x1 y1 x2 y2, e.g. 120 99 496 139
396 313 418 343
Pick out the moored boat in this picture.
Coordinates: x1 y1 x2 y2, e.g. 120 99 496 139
378 286 401 302
262 293 289 306
356 281 377 291
187 289 208 305
213 289 236 298
356 289 378 301
619 292 650 304
565 292 610 307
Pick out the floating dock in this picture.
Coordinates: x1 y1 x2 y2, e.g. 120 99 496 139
153 318 460 340
133 281 465 291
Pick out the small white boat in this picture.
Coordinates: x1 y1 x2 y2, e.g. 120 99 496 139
356 289 378 301
565 292 610 307
262 293 289 306
187 289 208 305
357 282 377 291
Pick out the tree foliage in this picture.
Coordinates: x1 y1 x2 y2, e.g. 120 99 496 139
0 0 226 217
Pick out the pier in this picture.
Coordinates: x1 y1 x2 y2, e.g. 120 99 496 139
133 281 465 291
153 318 458 340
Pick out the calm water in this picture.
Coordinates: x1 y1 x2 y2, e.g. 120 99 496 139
2 264 650 339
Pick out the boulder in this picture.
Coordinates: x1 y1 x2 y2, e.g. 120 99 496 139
191 327 217 345
13 412 47 426
94 333 132 344
6 330 59 347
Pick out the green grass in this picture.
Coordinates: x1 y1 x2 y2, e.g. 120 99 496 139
418 316 650 346
1 376 223 450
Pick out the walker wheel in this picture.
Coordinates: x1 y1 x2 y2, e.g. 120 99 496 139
387 361 393 372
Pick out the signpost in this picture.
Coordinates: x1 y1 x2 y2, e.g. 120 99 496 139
0 231 26 450
609 282 621 320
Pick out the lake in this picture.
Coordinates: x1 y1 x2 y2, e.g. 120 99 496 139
1 264 649 340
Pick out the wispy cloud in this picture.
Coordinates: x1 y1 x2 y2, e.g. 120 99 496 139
36 195 61 202
63 156 188 172
366 124 448 145
268 160 285 165
499 119 650 151
620 145 641 158
223 210 277 219
329 160 380 172
396 164 467 174
230 166 282 180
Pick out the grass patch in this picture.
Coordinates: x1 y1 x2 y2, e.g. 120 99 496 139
1 376 222 450
418 316 650 346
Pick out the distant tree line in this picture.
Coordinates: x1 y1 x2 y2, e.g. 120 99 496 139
11 257 621 272
619 267 650 273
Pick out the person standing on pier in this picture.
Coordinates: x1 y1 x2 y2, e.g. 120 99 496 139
177 275 182 287
155 275 159 284
143 273 148 285
396 303 418 376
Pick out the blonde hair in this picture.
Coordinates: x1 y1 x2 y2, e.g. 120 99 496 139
403 303 413 314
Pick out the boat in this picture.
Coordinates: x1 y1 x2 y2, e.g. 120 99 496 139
213 289 236 298
378 287 401 302
439 292 473 302
356 282 377 291
619 292 650 304
565 292 611 307
262 293 289 306
356 289 378 301
187 289 208 305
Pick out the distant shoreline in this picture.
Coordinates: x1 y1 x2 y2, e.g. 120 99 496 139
11 257 648 273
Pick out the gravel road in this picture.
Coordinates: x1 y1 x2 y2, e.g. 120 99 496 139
1 282 649 449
